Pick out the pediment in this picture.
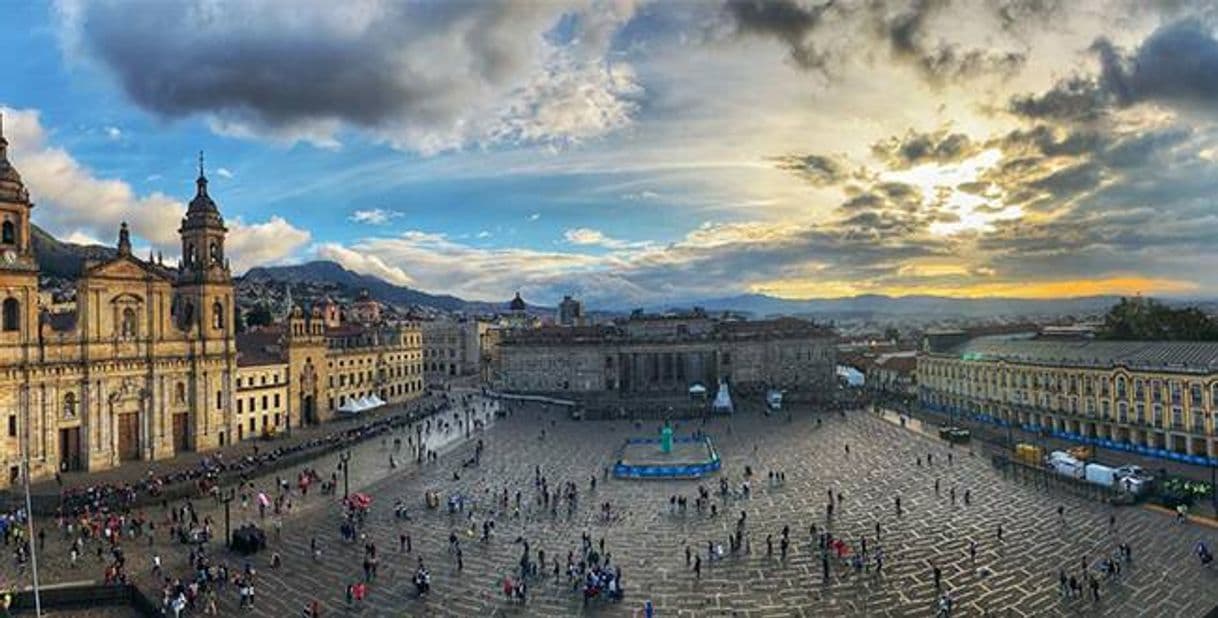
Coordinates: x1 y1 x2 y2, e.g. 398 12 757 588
85 255 173 283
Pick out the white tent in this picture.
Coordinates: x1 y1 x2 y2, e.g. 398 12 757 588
338 394 388 416
712 380 733 414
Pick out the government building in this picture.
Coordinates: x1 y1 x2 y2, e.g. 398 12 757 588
918 331 1218 460
0 124 423 488
493 310 836 408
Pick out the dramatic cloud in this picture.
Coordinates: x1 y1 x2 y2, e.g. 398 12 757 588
58 0 642 153
871 130 979 169
723 0 1026 83
725 0 836 69
2 106 310 272
1011 19 1218 121
773 153 854 186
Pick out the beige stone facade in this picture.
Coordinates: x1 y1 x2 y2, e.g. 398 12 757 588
280 306 424 426
421 317 487 381
494 315 836 401
0 124 425 487
234 362 289 441
0 138 236 487
919 336 1218 458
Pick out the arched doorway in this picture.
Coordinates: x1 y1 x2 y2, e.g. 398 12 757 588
303 394 316 425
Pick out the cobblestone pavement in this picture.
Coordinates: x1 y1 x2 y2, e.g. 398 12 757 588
11 397 1218 617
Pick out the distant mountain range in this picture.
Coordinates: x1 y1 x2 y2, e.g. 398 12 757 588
28 225 1216 320
31 224 116 279
653 293 1133 320
242 261 478 312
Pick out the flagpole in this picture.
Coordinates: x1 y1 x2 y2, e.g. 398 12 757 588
21 405 42 617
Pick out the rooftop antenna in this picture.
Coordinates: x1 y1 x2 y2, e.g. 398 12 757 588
198 150 205 178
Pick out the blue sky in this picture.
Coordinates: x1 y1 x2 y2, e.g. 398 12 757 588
4 1 1218 307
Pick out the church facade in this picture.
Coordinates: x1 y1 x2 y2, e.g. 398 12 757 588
0 128 238 486
0 123 428 489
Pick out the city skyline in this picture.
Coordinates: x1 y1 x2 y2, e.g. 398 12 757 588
3 1 1218 305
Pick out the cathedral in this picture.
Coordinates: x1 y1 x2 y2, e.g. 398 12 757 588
0 117 426 488
0 120 236 487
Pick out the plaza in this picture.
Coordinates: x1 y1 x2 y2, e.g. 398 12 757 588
12 393 1218 617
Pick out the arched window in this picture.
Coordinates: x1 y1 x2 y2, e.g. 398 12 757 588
1 298 18 332
212 301 224 329
121 307 137 338
1 221 14 245
187 244 197 267
175 382 186 405
209 241 220 264
63 392 77 418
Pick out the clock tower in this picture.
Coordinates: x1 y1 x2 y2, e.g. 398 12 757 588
0 113 39 343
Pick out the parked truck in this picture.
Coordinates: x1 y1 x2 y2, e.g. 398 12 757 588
1083 462 1119 488
1048 451 1085 479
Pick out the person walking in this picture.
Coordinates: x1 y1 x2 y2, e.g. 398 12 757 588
932 565 942 592
693 555 701 579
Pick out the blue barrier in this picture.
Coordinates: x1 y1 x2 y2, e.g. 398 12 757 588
613 435 721 479
919 404 1218 467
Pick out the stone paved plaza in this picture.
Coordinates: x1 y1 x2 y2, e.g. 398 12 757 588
9 396 1218 617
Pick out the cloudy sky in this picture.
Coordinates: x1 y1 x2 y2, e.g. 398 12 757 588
3 0 1218 307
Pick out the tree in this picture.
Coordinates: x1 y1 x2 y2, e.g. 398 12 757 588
1097 297 1218 341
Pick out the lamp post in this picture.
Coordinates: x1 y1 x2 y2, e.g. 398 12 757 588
22 456 42 617
339 450 351 500
221 487 236 548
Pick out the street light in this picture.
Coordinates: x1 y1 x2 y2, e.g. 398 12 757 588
339 450 351 499
221 487 236 548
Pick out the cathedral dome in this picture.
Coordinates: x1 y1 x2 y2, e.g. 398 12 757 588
509 292 526 312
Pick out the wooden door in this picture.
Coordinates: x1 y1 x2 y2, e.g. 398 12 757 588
59 428 82 471
172 413 190 452
117 413 140 461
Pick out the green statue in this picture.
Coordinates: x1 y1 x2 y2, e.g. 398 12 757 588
661 424 673 454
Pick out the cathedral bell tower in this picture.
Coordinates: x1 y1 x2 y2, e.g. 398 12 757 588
174 152 233 339
0 113 39 344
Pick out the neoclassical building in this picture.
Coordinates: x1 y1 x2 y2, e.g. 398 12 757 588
919 332 1218 459
0 137 236 487
494 312 836 402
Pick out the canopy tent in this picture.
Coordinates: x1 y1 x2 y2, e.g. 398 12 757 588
712 380 733 414
337 394 388 415
688 383 708 401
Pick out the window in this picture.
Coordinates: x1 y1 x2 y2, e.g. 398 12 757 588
2 298 18 332
212 302 224 329
175 382 186 404
1 221 14 245
63 392 76 418
274 393 280 407
261 395 268 410
237 399 243 414
216 390 222 409
6 415 14 437
1117 377 1126 399
120 307 137 338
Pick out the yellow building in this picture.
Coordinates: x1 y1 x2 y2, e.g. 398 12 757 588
919 334 1218 459
0 120 426 486
234 335 289 441
0 133 236 487
280 304 424 423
